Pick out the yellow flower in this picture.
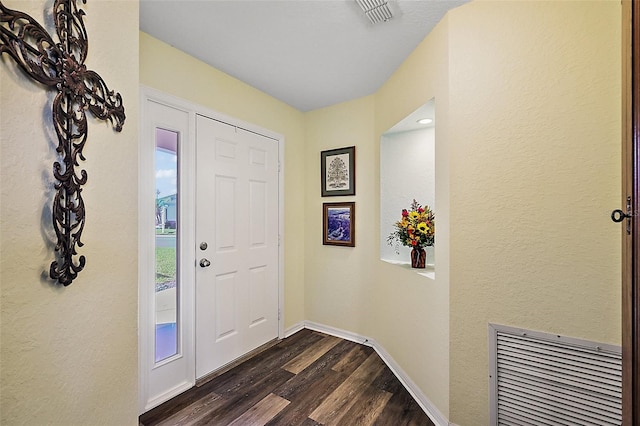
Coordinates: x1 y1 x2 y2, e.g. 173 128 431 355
389 201 435 250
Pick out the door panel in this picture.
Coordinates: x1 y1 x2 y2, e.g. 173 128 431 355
250 266 268 326
215 272 238 340
196 115 279 379
250 181 267 245
216 177 237 249
140 98 195 413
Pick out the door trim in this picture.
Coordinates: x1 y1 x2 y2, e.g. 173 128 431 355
138 86 285 413
622 0 639 423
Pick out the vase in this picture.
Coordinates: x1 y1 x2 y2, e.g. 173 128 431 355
425 245 434 266
410 247 426 269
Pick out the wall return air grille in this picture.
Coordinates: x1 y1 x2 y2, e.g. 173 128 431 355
489 324 622 426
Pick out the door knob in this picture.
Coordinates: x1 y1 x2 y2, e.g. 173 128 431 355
611 209 630 223
199 258 211 268
611 196 633 235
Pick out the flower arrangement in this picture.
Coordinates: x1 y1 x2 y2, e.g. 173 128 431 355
387 199 435 253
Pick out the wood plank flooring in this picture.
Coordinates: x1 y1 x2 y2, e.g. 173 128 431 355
139 329 434 426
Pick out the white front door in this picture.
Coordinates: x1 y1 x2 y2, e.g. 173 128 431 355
140 89 282 413
195 114 280 379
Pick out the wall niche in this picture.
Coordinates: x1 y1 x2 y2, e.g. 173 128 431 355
380 98 436 277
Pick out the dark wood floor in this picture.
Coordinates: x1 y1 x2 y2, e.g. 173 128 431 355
139 328 434 426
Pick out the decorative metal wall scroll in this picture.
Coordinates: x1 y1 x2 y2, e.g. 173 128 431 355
0 0 126 286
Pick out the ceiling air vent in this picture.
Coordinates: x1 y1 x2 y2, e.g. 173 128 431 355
355 0 394 24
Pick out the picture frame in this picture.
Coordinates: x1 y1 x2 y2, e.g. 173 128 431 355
321 146 356 197
323 202 355 247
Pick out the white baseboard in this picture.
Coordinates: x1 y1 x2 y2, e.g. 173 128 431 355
368 336 450 426
286 321 451 426
284 321 305 337
304 321 370 345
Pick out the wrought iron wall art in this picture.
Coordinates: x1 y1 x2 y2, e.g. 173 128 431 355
0 0 126 286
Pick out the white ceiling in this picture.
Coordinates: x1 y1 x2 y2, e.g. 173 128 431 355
139 0 467 112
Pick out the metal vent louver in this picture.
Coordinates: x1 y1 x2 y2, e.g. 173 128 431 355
489 324 622 426
355 0 393 24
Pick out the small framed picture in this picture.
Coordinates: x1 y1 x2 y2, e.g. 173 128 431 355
321 146 356 197
323 202 355 247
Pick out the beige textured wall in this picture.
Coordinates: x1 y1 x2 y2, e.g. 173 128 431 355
0 2 618 424
0 1 139 424
139 32 307 327
446 2 621 425
303 16 452 417
373 15 452 417
303 1 621 424
304 96 377 335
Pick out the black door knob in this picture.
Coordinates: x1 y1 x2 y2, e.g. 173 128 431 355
611 209 631 223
